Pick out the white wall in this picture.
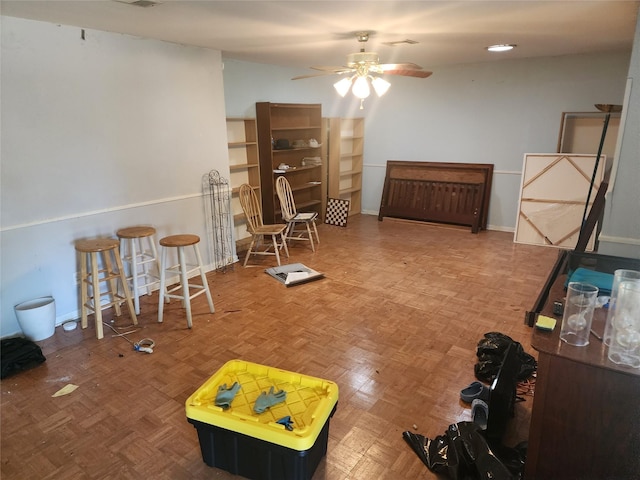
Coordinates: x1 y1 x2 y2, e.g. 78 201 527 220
599 12 640 259
222 52 631 231
0 17 229 337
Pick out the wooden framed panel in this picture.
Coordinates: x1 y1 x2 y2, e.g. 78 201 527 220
557 112 620 159
378 161 493 233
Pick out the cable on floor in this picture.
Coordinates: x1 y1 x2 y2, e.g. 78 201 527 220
103 322 155 354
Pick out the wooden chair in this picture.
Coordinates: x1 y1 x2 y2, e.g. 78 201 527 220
276 176 320 252
239 183 289 267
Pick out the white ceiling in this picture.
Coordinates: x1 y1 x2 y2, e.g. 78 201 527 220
2 0 639 76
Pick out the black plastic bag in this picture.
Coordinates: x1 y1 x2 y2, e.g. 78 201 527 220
474 332 536 383
403 421 518 480
1 337 46 379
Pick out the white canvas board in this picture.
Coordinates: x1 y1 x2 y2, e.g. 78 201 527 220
514 154 606 250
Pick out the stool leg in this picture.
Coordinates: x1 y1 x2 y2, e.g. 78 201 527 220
143 235 157 296
103 251 122 317
90 252 104 340
130 237 140 315
113 247 137 326
149 236 161 291
158 246 167 323
80 252 89 330
177 246 193 328
194 244 215 313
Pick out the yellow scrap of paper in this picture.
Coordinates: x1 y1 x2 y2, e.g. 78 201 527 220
52 384 78 397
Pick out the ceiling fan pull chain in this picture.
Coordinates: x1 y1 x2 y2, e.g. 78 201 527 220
359 99 364 110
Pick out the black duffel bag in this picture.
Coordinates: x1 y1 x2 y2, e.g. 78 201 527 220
1 337 46 379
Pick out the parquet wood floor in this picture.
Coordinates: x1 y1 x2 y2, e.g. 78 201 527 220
1 214 560 479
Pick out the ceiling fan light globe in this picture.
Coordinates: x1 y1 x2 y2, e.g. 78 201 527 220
334 77 352 97
352 76 371 99
371 77 391 96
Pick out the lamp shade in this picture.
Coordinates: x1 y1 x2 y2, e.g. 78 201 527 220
371 77 391 96
351 76 371 99
333 77 352 97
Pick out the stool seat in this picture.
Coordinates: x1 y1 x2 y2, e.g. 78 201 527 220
75 237 137 339
158 233 214 328
160 234 200 248
75 238 120 252
117 225 160 315
116 226 156 239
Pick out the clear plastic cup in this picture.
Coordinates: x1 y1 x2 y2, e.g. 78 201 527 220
560 282 599 347
607 280 640 368
603 269 640 346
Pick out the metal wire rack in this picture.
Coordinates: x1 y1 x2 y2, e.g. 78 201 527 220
203 169 234 272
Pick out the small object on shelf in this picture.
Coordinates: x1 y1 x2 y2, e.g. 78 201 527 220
274 139 292 150
302 156 322 166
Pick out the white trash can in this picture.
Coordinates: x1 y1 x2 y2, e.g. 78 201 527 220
14 296 56 341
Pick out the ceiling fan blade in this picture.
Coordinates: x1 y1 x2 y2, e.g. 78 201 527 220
378 63 424 71
292 72 343 80
310 66 355 74
382 69 433 78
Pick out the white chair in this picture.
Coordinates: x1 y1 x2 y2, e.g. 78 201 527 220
276 176 320 252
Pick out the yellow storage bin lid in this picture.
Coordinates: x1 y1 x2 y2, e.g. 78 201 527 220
185 359 339 451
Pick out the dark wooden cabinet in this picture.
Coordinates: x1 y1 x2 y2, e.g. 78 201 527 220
256 102 325 224
526 251 640 479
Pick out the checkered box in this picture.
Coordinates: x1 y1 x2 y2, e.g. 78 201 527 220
325 198 350 227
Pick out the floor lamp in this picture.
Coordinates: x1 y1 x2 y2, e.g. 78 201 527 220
579 103 622 229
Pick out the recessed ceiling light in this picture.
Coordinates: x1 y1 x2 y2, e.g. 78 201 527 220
487 44 516 52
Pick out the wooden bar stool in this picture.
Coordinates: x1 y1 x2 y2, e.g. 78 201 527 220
75 238 138 339
158 234 214 328
116 226 161 315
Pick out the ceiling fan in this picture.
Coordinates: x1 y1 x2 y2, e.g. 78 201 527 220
292 32 432 108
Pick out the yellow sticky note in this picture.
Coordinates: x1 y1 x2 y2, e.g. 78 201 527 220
535 315 557 331
52 384 78 397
